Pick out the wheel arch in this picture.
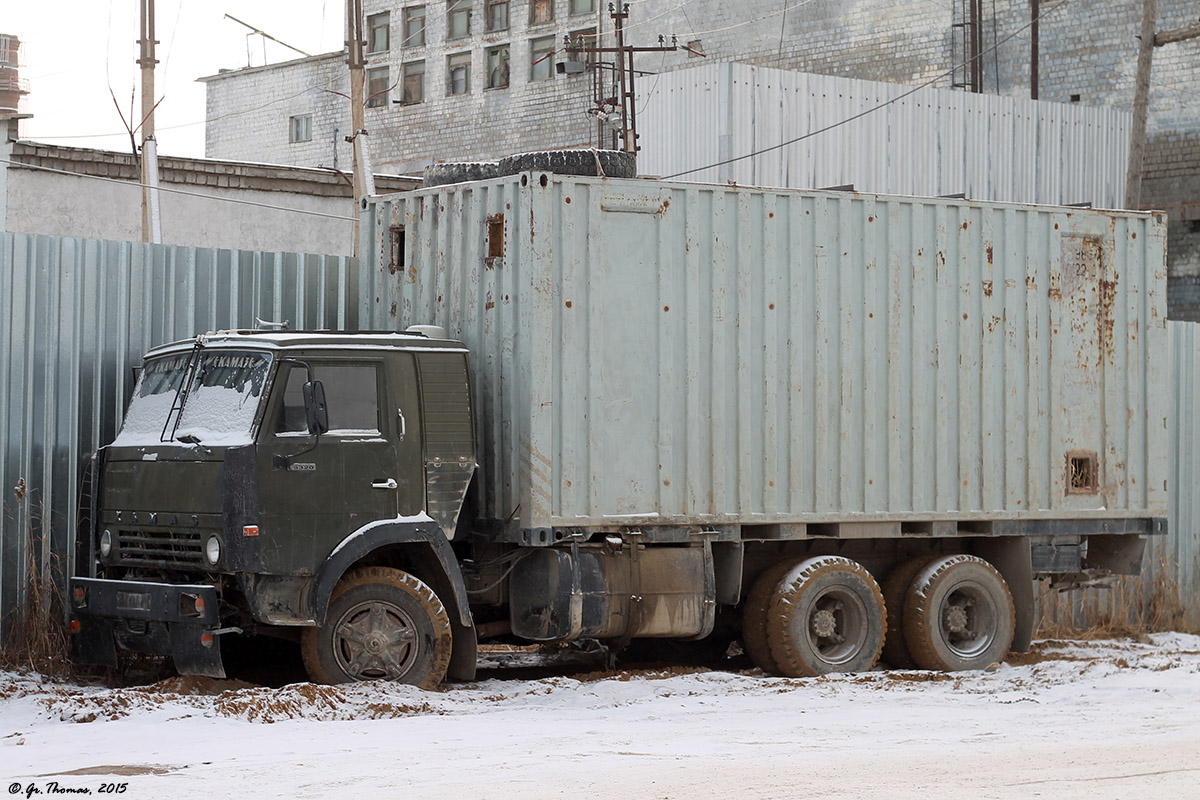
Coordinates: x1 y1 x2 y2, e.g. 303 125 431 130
312 521 477 681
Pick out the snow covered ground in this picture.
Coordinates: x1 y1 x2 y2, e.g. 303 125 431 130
3 634 1199 800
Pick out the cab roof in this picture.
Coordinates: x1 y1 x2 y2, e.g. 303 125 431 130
145 330 466 358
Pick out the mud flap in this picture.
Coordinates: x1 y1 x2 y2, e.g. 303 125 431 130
168 623 226 678
72 617 118 668
973 537 1035 653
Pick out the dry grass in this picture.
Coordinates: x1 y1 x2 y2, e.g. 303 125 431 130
0 492 71 677
1036 554 1197 639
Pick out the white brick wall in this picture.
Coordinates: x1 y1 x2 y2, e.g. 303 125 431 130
204 1 1200 175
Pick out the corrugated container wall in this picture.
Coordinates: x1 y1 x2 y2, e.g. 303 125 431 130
364 174 1169 536
0 233 358 644
1050 320 1200 630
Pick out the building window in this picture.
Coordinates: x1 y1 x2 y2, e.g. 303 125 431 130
401 60 425 103
448 0 471 39
289 114 312 143
487 0 509 31
447 52 471 95
530 36 555 81
487 45 510 89
530 0 553 25
366 66 390 107
569 0 595 15
367 12 390 53
402 6 426 47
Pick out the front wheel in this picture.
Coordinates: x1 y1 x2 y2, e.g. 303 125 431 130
301 567 453 689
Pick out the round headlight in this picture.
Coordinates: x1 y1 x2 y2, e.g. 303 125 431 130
205 535 221 566
99 529 112 558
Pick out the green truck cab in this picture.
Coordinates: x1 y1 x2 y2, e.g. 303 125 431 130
70 329 479 688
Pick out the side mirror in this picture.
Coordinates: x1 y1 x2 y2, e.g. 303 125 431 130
303 380 329 435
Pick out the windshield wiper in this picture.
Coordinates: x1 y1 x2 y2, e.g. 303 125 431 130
177 433 212 454
160 336 206 443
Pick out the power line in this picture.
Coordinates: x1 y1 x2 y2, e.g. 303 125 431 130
26 71 342 141
665 0 1070 180
0 156 359 222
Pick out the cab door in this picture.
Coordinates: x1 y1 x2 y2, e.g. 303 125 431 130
256 358 404 573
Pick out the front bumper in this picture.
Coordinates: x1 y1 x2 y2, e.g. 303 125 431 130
69 577 227 678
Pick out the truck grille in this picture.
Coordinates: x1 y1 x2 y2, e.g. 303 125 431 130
116 529 206 568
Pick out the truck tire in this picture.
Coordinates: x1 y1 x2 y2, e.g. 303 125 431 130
301 567 453 689
741 559 800 674
766 556 886 677
903 555 1015 672
497 149 636 178
423 162 499 187
880 555 939 669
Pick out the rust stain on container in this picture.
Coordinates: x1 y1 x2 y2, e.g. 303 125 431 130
983 279 993 297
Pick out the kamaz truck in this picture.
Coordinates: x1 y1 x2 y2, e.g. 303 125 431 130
69 172 1168 687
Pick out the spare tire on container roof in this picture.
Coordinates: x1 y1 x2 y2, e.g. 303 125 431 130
497 149 636 179
422 161 500 187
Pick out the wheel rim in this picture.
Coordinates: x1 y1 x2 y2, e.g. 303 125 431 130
937 580 998 659
332 599 420 680
804 585 869 666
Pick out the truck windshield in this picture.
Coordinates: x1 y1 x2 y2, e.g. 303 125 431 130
112 350 273 447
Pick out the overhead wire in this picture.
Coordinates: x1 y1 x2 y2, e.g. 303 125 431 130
665 0 1070 180
29 72 343 141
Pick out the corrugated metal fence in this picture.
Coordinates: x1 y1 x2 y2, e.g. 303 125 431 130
640 62 1130 209
0 232 358 644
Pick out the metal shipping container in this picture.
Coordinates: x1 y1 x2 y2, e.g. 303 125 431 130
364 174 1169 539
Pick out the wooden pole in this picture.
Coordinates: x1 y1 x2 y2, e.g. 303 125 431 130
1125 0 1159 210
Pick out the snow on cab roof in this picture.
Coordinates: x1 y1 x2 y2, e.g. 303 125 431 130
145 330 463 357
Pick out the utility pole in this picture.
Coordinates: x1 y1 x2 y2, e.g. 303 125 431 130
137 0 161 243
1030 0 1039 99
1125 1 1200 209
567 4 685 155
346 0 367 257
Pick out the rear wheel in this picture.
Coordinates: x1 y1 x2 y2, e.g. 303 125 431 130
741 560 799 674
880 556 938 669
903 555 1015 671
302 567 453 689
766 556 885 677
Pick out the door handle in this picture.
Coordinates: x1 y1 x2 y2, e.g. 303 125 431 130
372 478 398 490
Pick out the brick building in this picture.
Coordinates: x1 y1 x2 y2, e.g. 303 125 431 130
201 0 1200 316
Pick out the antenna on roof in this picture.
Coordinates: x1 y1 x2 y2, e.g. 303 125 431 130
224 14 311 67
254 317 290 330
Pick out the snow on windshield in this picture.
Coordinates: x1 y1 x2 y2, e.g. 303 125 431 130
112 351 272 447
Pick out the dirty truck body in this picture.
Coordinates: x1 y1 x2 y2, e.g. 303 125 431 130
70 173 1169 685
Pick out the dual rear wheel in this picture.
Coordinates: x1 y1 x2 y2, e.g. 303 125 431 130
742 554 1014 676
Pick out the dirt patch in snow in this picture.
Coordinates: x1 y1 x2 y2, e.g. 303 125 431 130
41 764 180 777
